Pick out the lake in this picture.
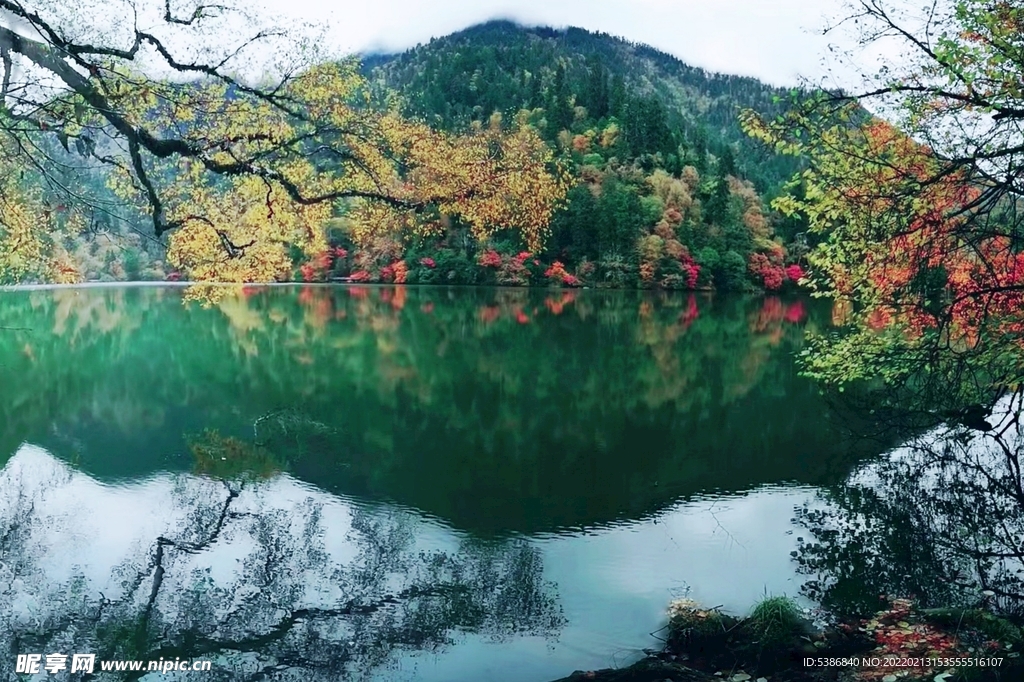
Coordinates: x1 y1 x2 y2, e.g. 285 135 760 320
0 285 884 681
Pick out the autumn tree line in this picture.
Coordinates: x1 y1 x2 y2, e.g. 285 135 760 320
310 23 809 291
0 12 807 294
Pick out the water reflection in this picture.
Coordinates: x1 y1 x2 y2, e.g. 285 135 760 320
794 390 1024 618
0 445 820 682
0 285 894 680
0 286 868 535
0 445 564 680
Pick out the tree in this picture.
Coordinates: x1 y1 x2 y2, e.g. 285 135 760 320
596 176 644 257
718 250 748 290
584 53 609 120
742 0 1024 419
548 183 600 261
622 95 672 158
548 63 574 133
704 168 732 228
608 73 627 119
717 146 736 178
0 1 569 285
0 151 82 283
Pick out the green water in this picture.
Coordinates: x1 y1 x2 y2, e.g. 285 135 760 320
0 285 880 681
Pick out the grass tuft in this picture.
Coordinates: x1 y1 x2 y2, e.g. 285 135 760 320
746 595 802 649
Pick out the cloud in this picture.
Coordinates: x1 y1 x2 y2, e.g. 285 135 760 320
267 0 850 87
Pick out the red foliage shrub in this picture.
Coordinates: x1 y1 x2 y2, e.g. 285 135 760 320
478 250 502 268
391 260 408 284
544 261 581 287
639 261 656 285
749 253 786 290
681 262 700 289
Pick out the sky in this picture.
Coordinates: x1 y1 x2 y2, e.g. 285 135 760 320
271 0 852 88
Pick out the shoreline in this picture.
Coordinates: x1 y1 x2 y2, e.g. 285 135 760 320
0 280 753 294
549 598 1024 682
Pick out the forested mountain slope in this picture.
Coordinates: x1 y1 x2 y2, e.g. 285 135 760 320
363 20 801 195
327 21 811 292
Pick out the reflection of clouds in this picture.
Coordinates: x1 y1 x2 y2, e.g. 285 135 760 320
3 446 174 596
0 445 564 681
0 445 821 682
850 394 1021 493
541 486 810 617
0 444 417 613
387 488 814 682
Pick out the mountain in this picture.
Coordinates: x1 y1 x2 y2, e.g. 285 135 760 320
57 21 814 292
363 20 803 196
339 21 810 292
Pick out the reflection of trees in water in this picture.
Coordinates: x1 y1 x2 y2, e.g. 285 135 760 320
0 286 823 468
0 454 564 680
0 286 844 535
0 288 815 436
796 389 1024 618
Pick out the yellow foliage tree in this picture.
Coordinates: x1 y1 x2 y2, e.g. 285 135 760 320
0 3 570 288
0 147 83 284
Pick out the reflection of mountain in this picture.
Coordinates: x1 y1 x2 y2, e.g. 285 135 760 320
0 286 882 534
0 445 564 681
